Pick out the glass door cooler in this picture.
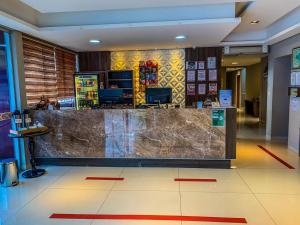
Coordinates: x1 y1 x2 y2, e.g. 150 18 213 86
74 73 100 110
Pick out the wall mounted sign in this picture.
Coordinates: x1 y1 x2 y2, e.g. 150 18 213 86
207 57 216 69
198 84 206 95
139 60 158 85
219 90 232 107
209 69 217 81
198 70 206 81
209 83 218 95
212 109 225 127
187 70 196 82
197 61 205 69
187 84 196 95
291 71 300 86
186 61 197 70
291 97 300 112
292 47 300 69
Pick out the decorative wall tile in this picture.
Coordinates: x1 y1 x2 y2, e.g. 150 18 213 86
111 49 185 106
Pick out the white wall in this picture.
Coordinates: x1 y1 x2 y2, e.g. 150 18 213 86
271 55 291 139
288 97 300 153
267 34 300 152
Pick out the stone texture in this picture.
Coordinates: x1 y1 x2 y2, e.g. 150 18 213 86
32 109 226 159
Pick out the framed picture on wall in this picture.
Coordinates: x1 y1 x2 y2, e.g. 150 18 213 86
197 70 206 81
186 61 197 70
187 70 196 82
187 84 196 95
292 47 300 69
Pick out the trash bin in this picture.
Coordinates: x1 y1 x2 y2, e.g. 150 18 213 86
0 158 19 187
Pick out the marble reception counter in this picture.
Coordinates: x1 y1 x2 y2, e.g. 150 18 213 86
32 108 236 167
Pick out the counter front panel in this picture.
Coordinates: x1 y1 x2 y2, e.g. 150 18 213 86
32 108 235 161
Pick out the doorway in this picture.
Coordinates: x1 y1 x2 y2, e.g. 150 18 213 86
221 54 268 140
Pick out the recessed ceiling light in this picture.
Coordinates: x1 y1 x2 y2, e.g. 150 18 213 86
250 20 260 24
232 62 238 65
89 39 101 44
175 35 187 40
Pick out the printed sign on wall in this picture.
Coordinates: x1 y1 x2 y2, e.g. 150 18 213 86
212 109 225 127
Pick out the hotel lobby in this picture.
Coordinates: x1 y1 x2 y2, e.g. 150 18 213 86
1 1 300 225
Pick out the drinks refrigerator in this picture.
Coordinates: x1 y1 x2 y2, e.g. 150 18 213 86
74 73 100 110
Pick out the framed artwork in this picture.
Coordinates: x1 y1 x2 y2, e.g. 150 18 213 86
208 70 217 81
186 61 197 70
292 47 300 69
207 57 216 69
198 84 206 95
209 83 218 95
197 70 206 81
187 84 196 95
197 61 205 70
187 70 196 82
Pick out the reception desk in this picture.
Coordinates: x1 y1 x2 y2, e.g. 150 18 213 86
32 108 236 168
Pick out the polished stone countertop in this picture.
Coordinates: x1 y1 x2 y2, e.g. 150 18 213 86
32 108 229 160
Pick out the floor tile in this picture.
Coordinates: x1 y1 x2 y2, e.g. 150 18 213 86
112 177 179 191
0 175 60 223
180 192 275 225
50 175 116 190
5 188 109 225
92 221 181 225
63 167 124 178
178 168 251 193
237 168 300 194
99 190 181 215
121 168 178 179
256 193 300 225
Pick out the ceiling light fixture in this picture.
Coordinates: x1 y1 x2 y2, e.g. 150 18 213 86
175 35 187 40
89 39 101 44
250 20 260 24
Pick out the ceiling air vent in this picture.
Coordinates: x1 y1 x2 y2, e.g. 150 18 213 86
224 46 268 55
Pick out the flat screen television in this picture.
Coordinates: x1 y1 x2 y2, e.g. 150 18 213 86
145 88 172 104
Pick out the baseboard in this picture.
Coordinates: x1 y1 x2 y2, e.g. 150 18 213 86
36 158 231 169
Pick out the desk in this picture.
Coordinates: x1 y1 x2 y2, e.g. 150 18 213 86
31 108 236 168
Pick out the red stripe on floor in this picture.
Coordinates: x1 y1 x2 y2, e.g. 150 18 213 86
85 177 124 181
49 214 247 223
175 178 217 182
257 145 295 169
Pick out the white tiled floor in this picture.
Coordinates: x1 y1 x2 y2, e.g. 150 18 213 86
1 139 300 225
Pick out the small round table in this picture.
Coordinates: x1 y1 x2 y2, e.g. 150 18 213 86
9 128 52 178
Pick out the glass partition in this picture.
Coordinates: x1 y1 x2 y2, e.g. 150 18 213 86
0 30 13 159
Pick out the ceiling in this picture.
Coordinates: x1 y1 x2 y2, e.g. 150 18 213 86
222 54 264 67
20 0 247 13
224 0 300 43
37 20 240 52
0 0 299 51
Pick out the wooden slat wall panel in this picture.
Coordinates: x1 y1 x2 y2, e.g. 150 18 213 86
55 49 76 97
23 36 76 106
23 37 57 106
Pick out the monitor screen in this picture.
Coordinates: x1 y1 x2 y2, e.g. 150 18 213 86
145 88 172 104
99 89 124 104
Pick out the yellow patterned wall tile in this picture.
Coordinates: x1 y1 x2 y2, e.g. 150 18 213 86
111 49 185 106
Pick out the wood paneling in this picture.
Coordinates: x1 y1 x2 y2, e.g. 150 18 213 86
185 47 222 107
78 51 111 72
55 49 76 97
225 108 236 159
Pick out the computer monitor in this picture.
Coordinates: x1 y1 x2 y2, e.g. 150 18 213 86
145 88 172 104
99 89 124 104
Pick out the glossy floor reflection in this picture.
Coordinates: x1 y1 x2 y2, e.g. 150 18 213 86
1 140 300 225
